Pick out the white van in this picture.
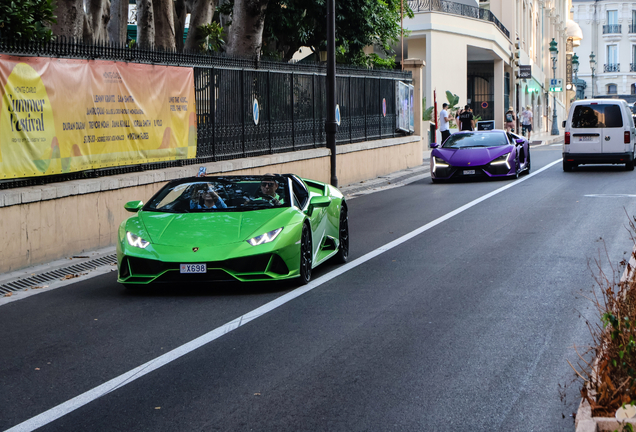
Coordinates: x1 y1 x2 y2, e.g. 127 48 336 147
562 99 635 171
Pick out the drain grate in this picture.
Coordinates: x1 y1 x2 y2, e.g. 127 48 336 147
0 254 117 295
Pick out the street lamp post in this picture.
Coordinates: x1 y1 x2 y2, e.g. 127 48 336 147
549 38 559 136
326 0 337 186
589 52 596 98
572 53 579 100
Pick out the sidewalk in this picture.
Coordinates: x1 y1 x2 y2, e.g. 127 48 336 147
526 128 564 146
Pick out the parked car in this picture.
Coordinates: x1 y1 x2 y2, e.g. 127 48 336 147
117 174 349 288
430 130 531 182
562 99 635 171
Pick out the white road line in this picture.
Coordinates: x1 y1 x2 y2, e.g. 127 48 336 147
6 159 562 432
585 194 636 198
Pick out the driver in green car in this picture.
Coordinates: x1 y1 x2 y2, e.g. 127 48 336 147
245 174 284 206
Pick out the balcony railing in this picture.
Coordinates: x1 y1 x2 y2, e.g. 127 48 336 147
603 24 622 34
604 63 620 72
407 0 510 39
630 24 636 33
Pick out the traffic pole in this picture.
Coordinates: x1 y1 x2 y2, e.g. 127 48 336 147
326 0 338 187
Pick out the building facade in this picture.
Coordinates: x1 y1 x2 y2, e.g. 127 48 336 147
572 0 636 102
400 0 572 142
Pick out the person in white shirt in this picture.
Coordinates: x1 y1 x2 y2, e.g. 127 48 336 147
521 105 533 140
439 103 451 144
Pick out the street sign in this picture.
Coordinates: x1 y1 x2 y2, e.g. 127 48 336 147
253 99 259 125
549 78 563 92
519 65 531 79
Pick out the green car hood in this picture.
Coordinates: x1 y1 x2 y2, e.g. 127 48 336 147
138 209 293 246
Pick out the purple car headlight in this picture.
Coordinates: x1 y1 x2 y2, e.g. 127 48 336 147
433 157 449 172
489 152 511 170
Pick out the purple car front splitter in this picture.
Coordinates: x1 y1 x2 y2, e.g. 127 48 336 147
430 145 516 180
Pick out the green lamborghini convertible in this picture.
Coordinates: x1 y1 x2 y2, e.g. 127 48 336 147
117 174 349 287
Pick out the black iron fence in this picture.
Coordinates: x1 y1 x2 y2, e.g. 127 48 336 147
194 68 403 161
603 24 622 34
407 0 510 39
0 37 411 189
604 63 620 72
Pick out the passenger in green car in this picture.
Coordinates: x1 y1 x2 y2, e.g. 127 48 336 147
190 184 227 209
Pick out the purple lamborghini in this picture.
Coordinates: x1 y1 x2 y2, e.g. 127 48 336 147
430 130 531 183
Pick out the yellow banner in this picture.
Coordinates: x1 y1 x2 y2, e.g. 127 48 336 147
0 56 197 179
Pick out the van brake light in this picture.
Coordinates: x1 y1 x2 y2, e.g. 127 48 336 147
626 131 631 144
565 132 570 144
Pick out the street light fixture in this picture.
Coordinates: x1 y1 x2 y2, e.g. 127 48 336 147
589 52 596 98
549 38 559 136
572 53 579 100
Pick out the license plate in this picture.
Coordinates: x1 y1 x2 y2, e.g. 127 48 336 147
578 136 594 142
180 263 206 273
463 170 476 175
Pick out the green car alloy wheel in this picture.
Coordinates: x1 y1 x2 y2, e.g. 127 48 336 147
117 174 348 287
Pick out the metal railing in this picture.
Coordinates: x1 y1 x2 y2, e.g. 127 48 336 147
194 68 406 162
407 0 510 39
0 37 412 189
604 63 620 72
603 24 622 34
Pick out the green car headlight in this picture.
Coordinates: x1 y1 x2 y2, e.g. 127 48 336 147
247 227 283 246
490 152 511 169
126 231 150 249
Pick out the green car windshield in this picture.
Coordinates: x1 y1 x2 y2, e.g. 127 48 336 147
144 175 290 213
442 132 508 149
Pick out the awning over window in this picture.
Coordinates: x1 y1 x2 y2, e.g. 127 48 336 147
567 19 583 46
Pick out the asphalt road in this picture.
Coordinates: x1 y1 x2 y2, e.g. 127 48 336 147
3 144 636 431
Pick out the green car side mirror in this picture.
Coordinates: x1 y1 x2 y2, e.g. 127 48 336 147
124 200 144 213
310 196 330 207
306 196 330 215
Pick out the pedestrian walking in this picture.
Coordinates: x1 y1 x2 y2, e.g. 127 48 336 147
439 103 451 144
521 105 533 140
458 104 475 131
505 107 516 132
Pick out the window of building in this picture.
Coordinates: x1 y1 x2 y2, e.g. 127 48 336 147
631 84 636 95
608 10 618 25
608 44 618 65
608 84 618 94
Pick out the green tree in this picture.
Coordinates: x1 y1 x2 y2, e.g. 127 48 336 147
0 0 56 42
262 0 411 66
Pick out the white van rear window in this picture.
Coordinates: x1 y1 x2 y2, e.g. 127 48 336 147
571 104 623 128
